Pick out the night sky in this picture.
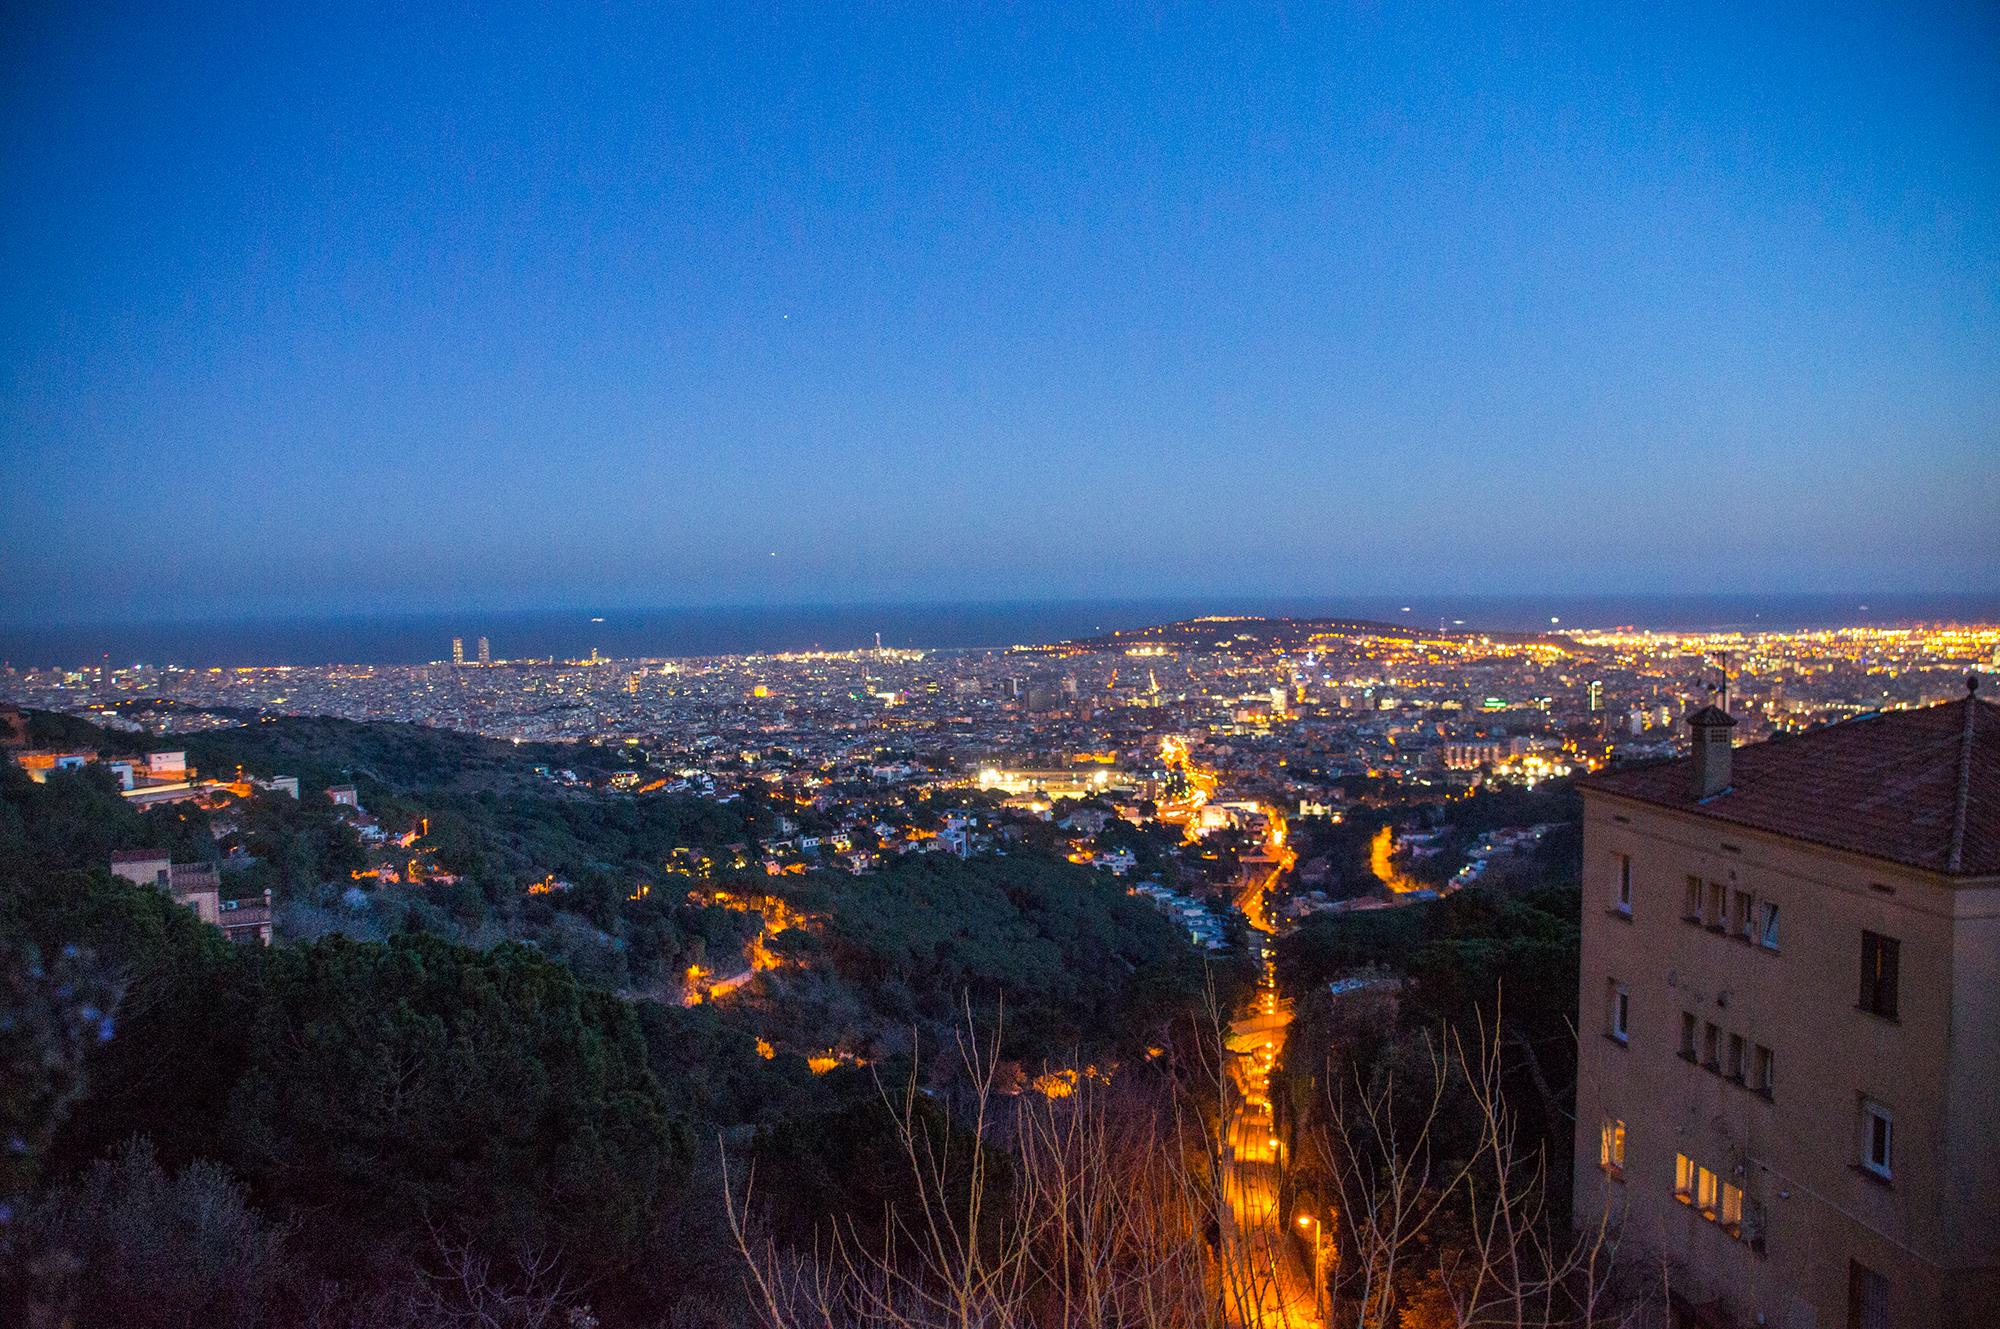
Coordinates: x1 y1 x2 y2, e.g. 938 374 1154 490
3 4 1996 622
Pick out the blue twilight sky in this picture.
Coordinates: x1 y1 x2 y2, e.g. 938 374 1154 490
2 3 1997 623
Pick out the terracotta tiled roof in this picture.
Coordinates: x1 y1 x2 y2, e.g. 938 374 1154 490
1579 693 1999 877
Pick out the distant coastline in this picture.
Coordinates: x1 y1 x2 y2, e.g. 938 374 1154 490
3 592 1997 670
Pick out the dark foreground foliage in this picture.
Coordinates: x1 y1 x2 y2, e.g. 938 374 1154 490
0 725 1216 1327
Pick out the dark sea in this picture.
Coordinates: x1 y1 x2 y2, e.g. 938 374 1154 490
3 593 1996 669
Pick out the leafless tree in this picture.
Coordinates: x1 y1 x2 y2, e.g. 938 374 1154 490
723 992 1283 1329
1305 1006 1639 1329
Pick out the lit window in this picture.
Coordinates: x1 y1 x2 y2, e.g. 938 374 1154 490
1720 1182 1744 1234
1674 1152 1695 1202
1756 900 1780 950
1600 1117 1626 1177
1608 979 1629 1043
1861 1100 1893 1180
1614 854 1632 915
1696 1166 1719 1218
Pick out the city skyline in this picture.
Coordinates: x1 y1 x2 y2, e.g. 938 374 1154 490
7 10 1999 1328
5 5 1999 621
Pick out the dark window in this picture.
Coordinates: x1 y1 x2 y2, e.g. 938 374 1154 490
1848 1261 1889 1329
1752 1044 1775 1099
1860 933 1900 1020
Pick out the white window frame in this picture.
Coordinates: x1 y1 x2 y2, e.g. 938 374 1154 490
1600 1117 1626 1176
1862 1100 1894 1180
1614 854 1632 915
1720 1181 1744 1235
1756 899 1780 950
1609 980 1629 1043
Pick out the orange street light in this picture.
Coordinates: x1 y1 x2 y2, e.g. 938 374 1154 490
1297 1210 1327 1320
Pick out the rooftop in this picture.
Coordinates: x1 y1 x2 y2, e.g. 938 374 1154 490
1581 690 1999 878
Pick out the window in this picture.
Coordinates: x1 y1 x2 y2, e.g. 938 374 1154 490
1742 1196 1766 1250
1861 1100 1893 1180
1848 1261 1889 1329
1706 881 1727 930
1860 932 1900 1019
1673 1152 1756 1241
1680 1012 1697 1060
1683 875 1702 922
1701 1021 1720 1070
1733 889 1754 939
1752 1044 1775 1099
1599 1117 1626 1178
1756 900 1780 950
1608 980 1629 1044
1720 1182 1744 1235
1727 1033 1745 1082
1695 1165 1719 1218
1613 854 1632 915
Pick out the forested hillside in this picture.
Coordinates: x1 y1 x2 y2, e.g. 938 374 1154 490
0 713 1214 1327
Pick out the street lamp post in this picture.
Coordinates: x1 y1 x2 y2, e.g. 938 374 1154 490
1296 1212 1324 1323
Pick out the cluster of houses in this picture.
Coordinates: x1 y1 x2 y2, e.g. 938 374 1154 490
108 850 273 945
8 730 301 810
1129 880 1231 951
1449 822 1560 887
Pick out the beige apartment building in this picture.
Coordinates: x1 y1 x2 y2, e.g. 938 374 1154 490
1573 688 1998 1329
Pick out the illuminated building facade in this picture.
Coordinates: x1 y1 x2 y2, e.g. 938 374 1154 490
1573 693 1999 1329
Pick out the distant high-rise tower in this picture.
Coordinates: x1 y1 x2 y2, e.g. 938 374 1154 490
451 637 465 666
477 636 491 666
1587 679 1604 713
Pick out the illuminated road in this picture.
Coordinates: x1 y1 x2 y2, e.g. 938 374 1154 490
1235 808 1297 935
1369 824 1421 894
1221 960 1320 1328
1219 814 1319 1328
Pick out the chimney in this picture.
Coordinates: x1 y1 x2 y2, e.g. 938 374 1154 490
1688 704 1737 799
